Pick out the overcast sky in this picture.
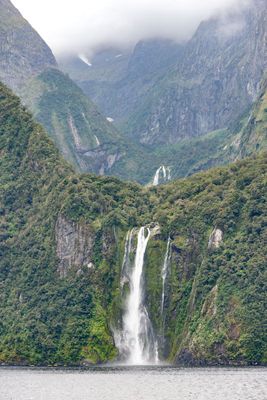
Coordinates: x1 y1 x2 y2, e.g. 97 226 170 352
12 0 251 57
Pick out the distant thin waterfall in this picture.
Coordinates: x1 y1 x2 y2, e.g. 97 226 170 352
161 238 171 317
166 167 171 181
153 166 171 186
116 227 158 365
153 168 161 186
94 135 100 146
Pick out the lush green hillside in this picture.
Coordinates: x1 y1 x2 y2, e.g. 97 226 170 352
20 68 124 174
238 77 267 157
0 83 266 366
0 0 124 176
109 128 234 184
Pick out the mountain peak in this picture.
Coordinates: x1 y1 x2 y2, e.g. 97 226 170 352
0 0 57 91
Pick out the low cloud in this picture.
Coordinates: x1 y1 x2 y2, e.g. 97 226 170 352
12 0 251 57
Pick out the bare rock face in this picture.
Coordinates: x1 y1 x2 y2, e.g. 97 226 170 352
201 284 218 317
133 0 267 145
208 228 223 249
67 0 267 149
55 214 95 278
0 0 57 91
83 145 123 175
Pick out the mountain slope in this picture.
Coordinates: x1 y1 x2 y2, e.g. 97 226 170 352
20 68 124 173
60 40 183 129
0 82 266 366
62 1 267 147
59 0 267 184
238 76 267 157
0 0 123 174
0 0 57 91
108 76 267 185
126 0 267 145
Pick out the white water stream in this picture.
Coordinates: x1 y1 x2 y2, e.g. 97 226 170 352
153 166 171 186
161 237 171 316
117 227 158 365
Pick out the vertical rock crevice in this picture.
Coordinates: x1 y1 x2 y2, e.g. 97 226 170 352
55 214 95 278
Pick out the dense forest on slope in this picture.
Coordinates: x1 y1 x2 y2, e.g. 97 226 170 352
0 83 266 366
20 68 124 174
238 77 267 157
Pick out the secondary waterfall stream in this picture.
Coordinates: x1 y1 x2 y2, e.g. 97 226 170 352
153 166 171 186
161 237 171 317
116 227 159 365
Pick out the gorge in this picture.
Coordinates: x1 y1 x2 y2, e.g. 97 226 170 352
0 70 266 368
0 0 266 371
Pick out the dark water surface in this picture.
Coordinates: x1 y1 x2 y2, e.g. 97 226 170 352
0 366 266 400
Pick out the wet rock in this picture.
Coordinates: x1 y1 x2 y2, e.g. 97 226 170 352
55 214 95 278
208 228 223 249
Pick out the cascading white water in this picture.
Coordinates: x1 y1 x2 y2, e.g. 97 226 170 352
117 227 158 365
166 166 171 182
153 168 161 186
161 238 171 316
153 166 171 186
120 229 133 288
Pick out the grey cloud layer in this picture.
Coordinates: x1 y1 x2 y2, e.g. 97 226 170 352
12 0 251 56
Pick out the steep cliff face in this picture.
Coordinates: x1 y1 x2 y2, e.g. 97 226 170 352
59 0 267 184
0 0 123 175
62 1 267 147
0 0 57 91
237 76 267 157
20 68 124 174
60 39 183 129
129 0 267 145
0 83 266 366
55 215 95 278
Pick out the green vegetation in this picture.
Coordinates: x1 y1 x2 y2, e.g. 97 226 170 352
0 82 266 366
238 78 267 157
110 128 233 184
20 68 123 174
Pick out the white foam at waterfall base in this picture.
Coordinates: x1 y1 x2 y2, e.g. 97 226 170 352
116 227 159 365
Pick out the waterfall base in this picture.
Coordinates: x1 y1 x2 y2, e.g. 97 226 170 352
114 227 159 365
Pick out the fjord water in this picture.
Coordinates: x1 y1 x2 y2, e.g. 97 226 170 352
1 367 266 400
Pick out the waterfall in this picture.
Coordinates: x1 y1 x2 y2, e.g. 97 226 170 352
153 168 161 186
94 135 100 146
153 166 171 186
116 227 158 365
166 166 171 181
161 238 171 317
120 229 133 288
